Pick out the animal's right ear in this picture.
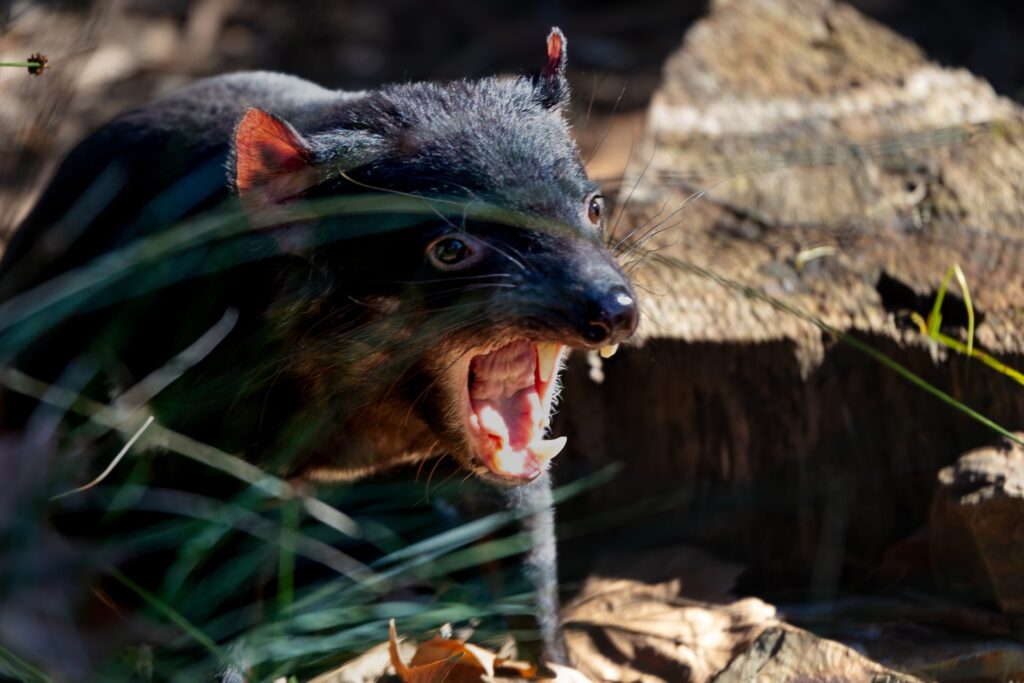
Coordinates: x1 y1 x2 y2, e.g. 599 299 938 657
233 108 320 206
533 27 570 110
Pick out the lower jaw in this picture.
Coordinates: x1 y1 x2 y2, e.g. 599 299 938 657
468 460 543 485
481 451 542 481
465 432 568 482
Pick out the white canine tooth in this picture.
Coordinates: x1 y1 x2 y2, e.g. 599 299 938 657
599 343 619 359
536 342 560 383
530 436 567 461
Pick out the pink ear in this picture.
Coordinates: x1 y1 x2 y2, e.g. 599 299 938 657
543 28 564 78
234 108 318 204
534 28 569 109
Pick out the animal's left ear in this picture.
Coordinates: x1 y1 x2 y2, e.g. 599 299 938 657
533 27 570 110
233 107 321 206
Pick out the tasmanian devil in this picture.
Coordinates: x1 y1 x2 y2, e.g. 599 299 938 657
0 29 638 664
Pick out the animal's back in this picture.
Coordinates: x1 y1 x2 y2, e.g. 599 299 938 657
0 72 354 297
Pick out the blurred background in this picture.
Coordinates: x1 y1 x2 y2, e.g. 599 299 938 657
5 0 1024 231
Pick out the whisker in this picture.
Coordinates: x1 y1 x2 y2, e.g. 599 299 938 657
609 133 658 240
614 182 706 257
612 192 677 253
472 234 529 272
585 85 627 166
422 452 448 502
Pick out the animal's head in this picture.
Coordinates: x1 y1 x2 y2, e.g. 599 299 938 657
230 29 638 485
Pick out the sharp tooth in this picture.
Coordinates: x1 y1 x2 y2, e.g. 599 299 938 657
599 344 619 359
536 342 560 383
530 436 567 462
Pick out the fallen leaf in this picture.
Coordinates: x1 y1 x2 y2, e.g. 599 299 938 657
546 663 594 682
309 640 414 683
389 619 463 682
411 636 496 677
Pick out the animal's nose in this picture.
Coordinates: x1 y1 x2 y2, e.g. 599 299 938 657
581 285 639 346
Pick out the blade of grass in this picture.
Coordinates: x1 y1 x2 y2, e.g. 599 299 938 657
926 265 953 337
107 566 235 669
0 643 53 683
278 499 299 611
652 254 1024 448
368 463 620 570
925 263 977 361
0 367 361 539
50 415 154 500
911 269 1022 388
923 325 1024 387
951 263 975 359
0 193 593 355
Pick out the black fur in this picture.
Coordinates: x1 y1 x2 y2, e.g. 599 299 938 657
0 29 635 666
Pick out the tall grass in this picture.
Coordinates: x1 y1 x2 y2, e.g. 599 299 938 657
1 122 1021 683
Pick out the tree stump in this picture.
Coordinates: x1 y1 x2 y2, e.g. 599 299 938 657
559 0 1024 591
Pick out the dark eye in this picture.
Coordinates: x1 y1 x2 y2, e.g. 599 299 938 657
587 194 605 226
429 236 473 268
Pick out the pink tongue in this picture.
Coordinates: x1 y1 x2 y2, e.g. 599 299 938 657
469 341 540 451
471 388 540 450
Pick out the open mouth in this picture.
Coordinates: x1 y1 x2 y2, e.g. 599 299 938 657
464 340 567 481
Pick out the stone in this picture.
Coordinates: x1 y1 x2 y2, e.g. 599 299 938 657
712 626 922 683
562 545 923 683
930 436 1024 614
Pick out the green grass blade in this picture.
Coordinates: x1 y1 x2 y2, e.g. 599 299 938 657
652 254 1024 448
951 263 975 359
0 644 53 683
107 566 235 669
278 499 299 611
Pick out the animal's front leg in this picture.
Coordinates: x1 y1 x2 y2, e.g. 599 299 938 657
503 470 569 665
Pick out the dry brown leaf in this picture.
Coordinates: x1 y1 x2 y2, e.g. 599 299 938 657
560 546 924 683
711 626 924 683
545 663 594 682
493 659 537 679
389 619 462 682
411 636 496 678
310 640 415 683
390 619 521 683
387 620 592 683
562 551 778 683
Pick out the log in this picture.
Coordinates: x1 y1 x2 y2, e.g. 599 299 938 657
558 0 1024 589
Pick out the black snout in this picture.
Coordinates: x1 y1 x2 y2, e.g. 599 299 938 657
581 285 638 345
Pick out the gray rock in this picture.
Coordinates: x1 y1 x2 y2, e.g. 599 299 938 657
711 626 923 683
931 436 1024 614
